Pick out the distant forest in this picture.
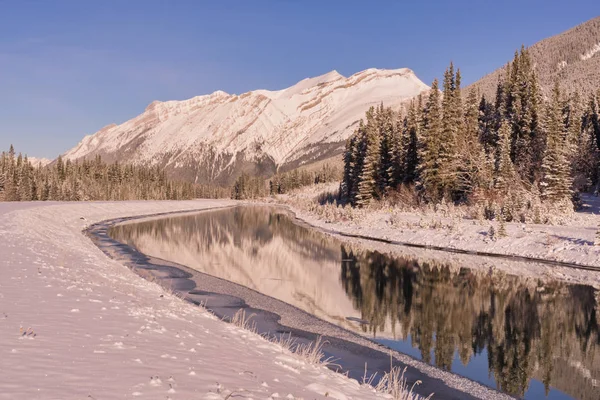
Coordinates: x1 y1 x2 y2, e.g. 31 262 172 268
231 163 341 200
0 147 230 201
342 47 600 221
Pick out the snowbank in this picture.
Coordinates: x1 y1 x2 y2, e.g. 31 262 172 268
272 186 600 288
0 200 405 400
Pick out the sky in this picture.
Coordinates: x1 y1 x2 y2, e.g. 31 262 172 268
0 0 598 158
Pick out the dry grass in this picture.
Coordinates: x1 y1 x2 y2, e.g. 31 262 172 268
373 366 433 400
270 334 336 367
229 309 257 332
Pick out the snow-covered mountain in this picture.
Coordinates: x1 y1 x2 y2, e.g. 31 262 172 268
27 157 52 167
64 68 429 184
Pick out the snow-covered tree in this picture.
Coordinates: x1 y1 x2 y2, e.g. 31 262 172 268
386 111 404 189
377 105 394 193
495 121 516 194
419 79 443 201
403 96 422 184
356 107 381 207
540 82 572 203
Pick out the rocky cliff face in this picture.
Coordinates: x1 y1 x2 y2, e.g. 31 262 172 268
64 68 429 184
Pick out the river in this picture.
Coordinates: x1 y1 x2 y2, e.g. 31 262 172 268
106 206 600 400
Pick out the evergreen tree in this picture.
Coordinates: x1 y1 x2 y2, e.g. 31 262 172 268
386 110 404 188
498 215 507 238
568 91 596 191
356 107 381 206
582 91 600 193
351 121 367 203
478 95 497 155
495 121 516 194
503 47 543 183
403 95 422 184
17 157 33 201
540 82 573 203
457 88 492 200
377 105 394 193
4 145 18 201
439 63 461 198
419 79 443 201
565 91 582 159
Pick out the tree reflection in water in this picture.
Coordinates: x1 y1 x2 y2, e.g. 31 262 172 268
340 245 600 399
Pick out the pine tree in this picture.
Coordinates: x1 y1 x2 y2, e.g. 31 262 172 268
479 95 497 155
349 121 368 204
387 111 404 189
439 63 461 198
403 96 421 184
419 79 443 201
568 91 595 192
503 47 543 183
17 157 33 201
0 155 5 201
540 81 573 204
377 105 394 193
498 214 507 238
457 87 491 200
565 91 582 159
495 121 516 194
4 145 18 201
488 224 497 241
356 107 381 207
581 91 600 193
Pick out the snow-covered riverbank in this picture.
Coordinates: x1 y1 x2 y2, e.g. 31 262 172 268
0 201 413 400
269 185 600 288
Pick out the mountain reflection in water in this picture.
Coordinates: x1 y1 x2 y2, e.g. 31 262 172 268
109 206 600 400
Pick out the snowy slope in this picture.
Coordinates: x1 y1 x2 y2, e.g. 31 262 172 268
0 200 407 400
63 68 429 184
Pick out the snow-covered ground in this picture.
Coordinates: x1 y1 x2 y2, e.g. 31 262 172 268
0 200 411 400
3 195 596 399
271 184 600 288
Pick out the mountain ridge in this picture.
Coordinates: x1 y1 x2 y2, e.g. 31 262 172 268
64 67 429 184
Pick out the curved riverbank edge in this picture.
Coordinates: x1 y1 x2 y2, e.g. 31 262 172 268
288 208 600 271
270 203 600 289
86 204 515 400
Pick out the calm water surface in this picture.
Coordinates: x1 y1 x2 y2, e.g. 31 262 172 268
110 206 600 400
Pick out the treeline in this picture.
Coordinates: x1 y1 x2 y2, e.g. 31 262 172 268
230 173 268 200
231 163 341 199
342 47 600 219
269 163 340 195
0 146 230 201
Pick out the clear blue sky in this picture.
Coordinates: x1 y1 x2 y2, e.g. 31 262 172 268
0 0 598 158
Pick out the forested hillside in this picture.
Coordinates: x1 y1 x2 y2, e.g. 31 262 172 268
342 48 600 223
468 16 600 99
